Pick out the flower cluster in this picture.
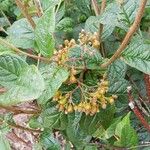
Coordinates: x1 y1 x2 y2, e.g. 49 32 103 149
52 39 76 65
78 30 100 49
53 78 117 116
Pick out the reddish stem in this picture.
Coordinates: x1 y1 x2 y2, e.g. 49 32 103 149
144 74 150 103
127 87 150 132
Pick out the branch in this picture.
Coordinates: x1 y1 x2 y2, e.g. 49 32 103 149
99 0 107 57
127 86 150 132
0 105 40 115
34 0 43 17
91 0 100 16
0 37 50 62
9 123 42 133
0 119 41 133
0 88 7 93
144 74 150 103
99 0 106 38
101 0 148 68
15 0 36 29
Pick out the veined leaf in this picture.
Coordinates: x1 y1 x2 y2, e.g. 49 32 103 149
41 0 60 11
39 131 61 150
0 133 11 150
35 7 55 57
114 112 138 147
85 0 139 38
0 54 28 87
85 16 114 41
99 0 140 30
38 63 69 104
108 60 129 94
7 18 34 49
31 104 68 130
107 60 127 79
67 45 103 69
121 36 150 74
0 54 44 106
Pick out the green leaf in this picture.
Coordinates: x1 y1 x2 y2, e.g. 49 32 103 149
66 113 91 149
85 16 115 41
39 131 61 150
34 104 68 130
56 17 73 32
115 112 130 137
7 18 34 49
93 117 122 140
0 133 11 150
115 124 138 148
0 43 13 55
74 0 91 16
107 60 129 94
84 145 98 150
0 54 45 106
35 7 55 57
41 0 60 10
107 60 127 79
38 63 69 104
114 112 138 147
80 105 115 136
121 36 150 74
99 0 140 30
67 45 103 69
0 54 28 87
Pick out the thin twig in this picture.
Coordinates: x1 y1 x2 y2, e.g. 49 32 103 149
7 131 31 148
0 27 9 35
15 0 36 29
0 105 40 115
56 0 62 14
0 119 42 133
1 10 11 26
0 37 50 62
34 0 43 17
101 0 148 68
0 88 7 93
91 0 100 16
99 0 106 39
9 123 41 133
144 74 150 103
99 0 107 57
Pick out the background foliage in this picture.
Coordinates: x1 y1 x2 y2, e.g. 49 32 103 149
0 0 150 149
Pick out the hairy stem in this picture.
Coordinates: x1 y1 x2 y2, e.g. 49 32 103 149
99 0 106 38
127 87 150 132
144 74 150 103
0 105 40 115
34 0 43 17
91 0 100 16
0 37 50 62
15 0 36 29
99 0 107 57
101 0 147 68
